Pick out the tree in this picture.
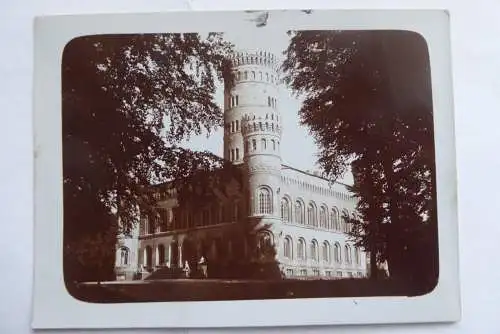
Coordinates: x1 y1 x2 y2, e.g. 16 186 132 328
283 30 438 291
62 33 234 282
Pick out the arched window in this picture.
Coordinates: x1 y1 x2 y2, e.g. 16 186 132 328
120 247 129 266
257 231 273 255
145 246 153 267
258 187 272 214
331 208 340 230
144 216 152 235
266 73 269 82
307 202 317 226
236 148 240 160
233 202 239 221
251 71 256 79
261 138 267 150
235 120 239 131
334 243 341 263
322 242 331 263
231 121 235 132
231 149 235 161
237 71 241 80
355 247 361 265
259 71 262 80
295 200 305 224
281 197 291 222
244 71 248 80
342 210 350 233
319 206 327 228
297 238 306 260
283 236 292 259
310 240 319 262
271 139 276 150
268 96 271 107
345 245 352 264
157 244 165 264
202 209 210 226
252 139 257 151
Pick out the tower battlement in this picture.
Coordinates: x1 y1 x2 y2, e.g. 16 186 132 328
241 114 282 137
230 49 280 72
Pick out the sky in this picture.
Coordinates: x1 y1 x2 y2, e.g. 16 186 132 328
179 15 354 184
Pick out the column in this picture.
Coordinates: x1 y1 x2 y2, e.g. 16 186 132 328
168 244 172 267
178 244 183 267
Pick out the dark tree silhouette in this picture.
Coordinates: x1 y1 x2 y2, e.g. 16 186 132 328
62 33 234 283
283 30 438 293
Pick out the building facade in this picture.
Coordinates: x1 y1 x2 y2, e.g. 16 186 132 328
114 48 369 281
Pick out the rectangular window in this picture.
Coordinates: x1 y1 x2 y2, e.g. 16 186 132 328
235 120 239 131
236 148 239 160
252 139 257 151
268 96 271 106
231 121 235 132
235 95 239 105
231 149 235 161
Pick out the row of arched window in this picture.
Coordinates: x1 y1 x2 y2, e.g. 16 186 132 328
140 202 245 234
233 70 277 84
244 138 280 155
283 237 361 265
281 197 353 233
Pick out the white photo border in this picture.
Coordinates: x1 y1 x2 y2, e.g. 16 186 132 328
32 9 461 329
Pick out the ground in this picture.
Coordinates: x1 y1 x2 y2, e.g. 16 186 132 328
67 278 424 304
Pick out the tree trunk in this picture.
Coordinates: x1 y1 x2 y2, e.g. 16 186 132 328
369 249 378 280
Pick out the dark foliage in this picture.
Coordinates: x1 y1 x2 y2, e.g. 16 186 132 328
62 33 234 283
283 30 438 292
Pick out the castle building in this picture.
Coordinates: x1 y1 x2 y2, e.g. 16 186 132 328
114 49 369 281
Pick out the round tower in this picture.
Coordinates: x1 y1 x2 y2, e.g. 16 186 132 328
224 49 282 229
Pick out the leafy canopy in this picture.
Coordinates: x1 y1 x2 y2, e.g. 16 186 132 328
63 33 234 238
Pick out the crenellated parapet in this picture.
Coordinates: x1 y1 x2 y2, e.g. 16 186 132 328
230 49 280 71
241 113 282 137
229 49 281 86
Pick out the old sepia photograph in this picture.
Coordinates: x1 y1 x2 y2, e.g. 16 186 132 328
33 9 460 329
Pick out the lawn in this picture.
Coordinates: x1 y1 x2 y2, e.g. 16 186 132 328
67 278 429 304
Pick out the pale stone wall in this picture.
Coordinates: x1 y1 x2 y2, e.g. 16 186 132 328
114 48 368 281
